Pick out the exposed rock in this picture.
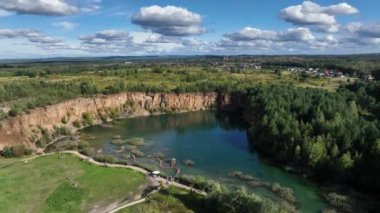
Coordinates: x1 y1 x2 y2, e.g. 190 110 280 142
0 92 229 149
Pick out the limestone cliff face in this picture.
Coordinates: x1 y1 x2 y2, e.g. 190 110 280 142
0 92 222 149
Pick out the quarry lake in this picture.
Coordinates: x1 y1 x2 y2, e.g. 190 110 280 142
78 110 326 212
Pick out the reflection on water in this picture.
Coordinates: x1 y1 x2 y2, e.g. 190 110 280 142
79 110 326 213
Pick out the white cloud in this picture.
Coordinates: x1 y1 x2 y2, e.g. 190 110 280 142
81 5 101 13
280 1 359 32
132 5 206 36
53 21 77 30
0 0 78 16
346 22 380 38
80 30 132 45
0 28 75 52
224 27 314 43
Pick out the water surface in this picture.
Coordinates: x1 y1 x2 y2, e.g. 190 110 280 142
79 111 326 212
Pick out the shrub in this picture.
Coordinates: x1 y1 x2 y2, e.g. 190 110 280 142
271 183 296 203
99 113 108 123
8 106 22 117
80 81 98 95
116 160 129 165
36 129 51 148
1 146 16 158
155 152 165 159
1 145 33 158
56 126 71 136
50 140 77 151
61 116 68 124
178 175 215 192
77 141 89 150
126 145 138 151
80 147 96 157
109 109 119 120
131 149 145 157
111 139 126 145
94 155 116 164
126 138 145 146
72 120 82 128
82 112 94 125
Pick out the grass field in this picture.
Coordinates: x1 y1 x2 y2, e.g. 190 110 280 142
0 153 147 213
118 186 206 213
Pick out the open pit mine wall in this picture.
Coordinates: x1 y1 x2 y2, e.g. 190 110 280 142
0 92 247 149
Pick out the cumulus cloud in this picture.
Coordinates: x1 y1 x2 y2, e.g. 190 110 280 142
224 27 314 43
0 28 74 52
280 1 359 32
132 5 206 36
218 26 328 53
78 30 143 53
80 30 132 45
53 21 77 30
346 22 380 38
0 0 78 16
144 34 180 43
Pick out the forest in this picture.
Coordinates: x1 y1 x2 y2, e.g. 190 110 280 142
247 81 380 196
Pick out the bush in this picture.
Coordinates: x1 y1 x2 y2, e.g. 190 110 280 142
125 138 145 146
271 183 296 203
155 152 165 159
77 141 89 150
131 149 145 157
80 147 96 157
36 129 51 148
126 145 138 151
1 145 33 158
94 155 116 164
111 139 126 145
56 126 71 136
72 120 82 128
82 112 94 125
61 116 68 124
109 109 119 120
99 113 108 123
8 106 22 117
1 146 16 158
116 160 129 165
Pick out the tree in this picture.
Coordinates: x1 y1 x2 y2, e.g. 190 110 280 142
80 81 98 95
294 145 301 161
339 152 354 170
331 144 340 158
307 137 327 168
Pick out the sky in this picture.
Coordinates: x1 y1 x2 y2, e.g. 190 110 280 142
0 0 379 58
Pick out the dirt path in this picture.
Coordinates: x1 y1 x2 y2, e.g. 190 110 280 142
106 198 147 213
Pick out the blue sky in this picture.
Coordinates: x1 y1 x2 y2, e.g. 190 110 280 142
0 0 379 58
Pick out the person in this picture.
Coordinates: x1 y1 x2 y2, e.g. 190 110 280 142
131 153 136 163
175 167 181 176
170 158 176 168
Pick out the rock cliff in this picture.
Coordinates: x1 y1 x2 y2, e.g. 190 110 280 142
0 92 223 149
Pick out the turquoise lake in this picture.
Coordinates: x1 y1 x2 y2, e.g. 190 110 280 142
79 110 326 213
